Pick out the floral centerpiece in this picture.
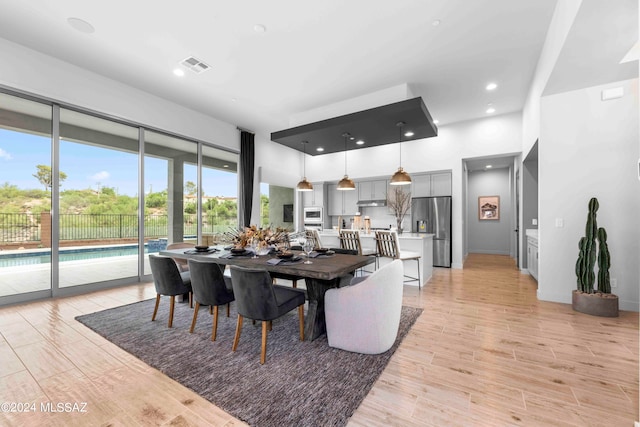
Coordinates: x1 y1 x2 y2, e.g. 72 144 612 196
224 225 290 253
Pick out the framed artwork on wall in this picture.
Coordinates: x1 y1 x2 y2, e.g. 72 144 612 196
478 196 500 220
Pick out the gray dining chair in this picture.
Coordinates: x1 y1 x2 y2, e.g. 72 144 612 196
229 265 306 364
149 254 192 328
187 259 235 341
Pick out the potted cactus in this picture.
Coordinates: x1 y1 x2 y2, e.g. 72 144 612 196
572 197 618 317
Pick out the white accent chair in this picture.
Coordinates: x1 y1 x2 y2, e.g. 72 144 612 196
324 260 403 354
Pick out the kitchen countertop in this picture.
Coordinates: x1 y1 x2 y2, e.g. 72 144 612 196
526 229 538 239
319 230 434 240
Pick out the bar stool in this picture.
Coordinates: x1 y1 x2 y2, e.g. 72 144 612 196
339 229 378 275
374 230 421 289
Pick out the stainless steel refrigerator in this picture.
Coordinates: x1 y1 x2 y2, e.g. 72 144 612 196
411 196 452 267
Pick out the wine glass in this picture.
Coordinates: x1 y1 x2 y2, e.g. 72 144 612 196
302 238 314 264
250 237 259 258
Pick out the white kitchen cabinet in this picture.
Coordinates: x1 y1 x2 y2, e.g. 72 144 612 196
328 183 359 216
430 172 452 196
302 183 324 207
411 172 451 197
358 179 388 200
411 174 431 197
527 236 538 281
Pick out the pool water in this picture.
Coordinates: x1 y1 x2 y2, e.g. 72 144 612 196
0 245 154 268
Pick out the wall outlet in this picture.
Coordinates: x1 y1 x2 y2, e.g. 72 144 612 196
532 218 537 225
611 278 617 288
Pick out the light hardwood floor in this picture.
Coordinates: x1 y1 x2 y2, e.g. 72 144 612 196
0 254 637 426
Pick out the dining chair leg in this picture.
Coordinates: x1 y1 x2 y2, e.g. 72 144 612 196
151 294 161 321
189 292 193 308
212 305 219 341
189 302 200 333
168 295 176 328
268 320 272 331
292 279 297 288
298 305 305 341
226 303 230 317
232 315 243 352
260 321 268 365
416 259 421 290
209 306 213 315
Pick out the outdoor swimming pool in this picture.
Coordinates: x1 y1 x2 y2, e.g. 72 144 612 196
0 245 156 268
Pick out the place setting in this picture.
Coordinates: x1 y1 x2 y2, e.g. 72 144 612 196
183 245 219 255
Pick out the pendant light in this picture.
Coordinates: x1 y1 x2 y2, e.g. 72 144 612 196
296 141 313 192
390 121 412 186
337 132 355 190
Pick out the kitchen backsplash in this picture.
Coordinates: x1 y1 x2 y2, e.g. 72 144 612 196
328 205 410 230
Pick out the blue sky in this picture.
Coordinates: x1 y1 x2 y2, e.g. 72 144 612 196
0 129 237 197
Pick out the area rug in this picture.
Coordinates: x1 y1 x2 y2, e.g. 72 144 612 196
76 299 422 426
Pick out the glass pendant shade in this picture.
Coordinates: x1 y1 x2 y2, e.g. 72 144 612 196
296 141 314 192
389 121 412 185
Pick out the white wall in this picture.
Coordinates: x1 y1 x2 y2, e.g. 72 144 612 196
467 168 512 255
306 112 523 268
0 38 238 150
539 78 639 311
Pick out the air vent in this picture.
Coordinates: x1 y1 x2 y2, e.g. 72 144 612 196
180 56 211 74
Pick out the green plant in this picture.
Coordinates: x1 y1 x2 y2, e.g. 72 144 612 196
575 197 611 293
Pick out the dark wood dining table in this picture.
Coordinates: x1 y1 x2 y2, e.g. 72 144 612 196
159 246 375 341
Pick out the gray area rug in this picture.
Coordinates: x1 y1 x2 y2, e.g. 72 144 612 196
76 299 422 427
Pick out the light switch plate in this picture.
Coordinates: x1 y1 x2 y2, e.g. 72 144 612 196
532 219 537 225
555 218 564 228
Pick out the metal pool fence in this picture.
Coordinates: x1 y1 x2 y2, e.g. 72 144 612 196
0 212 234 243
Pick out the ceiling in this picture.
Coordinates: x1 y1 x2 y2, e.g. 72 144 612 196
0 0 560 138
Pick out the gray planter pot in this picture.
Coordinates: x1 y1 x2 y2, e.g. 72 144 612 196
572 290 619 317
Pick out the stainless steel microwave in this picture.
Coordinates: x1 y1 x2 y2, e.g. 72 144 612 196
303 207 323 223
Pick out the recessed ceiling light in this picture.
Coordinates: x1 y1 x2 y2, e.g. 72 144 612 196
486 107 496 114
486 82 498 91
486 165 493 169
433 119 439 124
404 131 414 137
254 24 266 33
67 17 95 34
316 147 324 152
173 68 185 77
223 164 229 168
356 140 365 145
432 19 441 26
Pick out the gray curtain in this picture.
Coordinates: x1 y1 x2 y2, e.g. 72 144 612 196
239 131 255 228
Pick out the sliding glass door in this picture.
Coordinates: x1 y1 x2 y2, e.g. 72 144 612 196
58 109 139 287
0 93 52 298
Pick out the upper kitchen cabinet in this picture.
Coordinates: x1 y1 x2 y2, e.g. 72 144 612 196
358 179 388 201
302 183 324 207
430 172 452 196
411 172 451 197
328 183 359 216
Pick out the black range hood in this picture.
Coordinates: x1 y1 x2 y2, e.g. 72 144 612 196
271 97 437 155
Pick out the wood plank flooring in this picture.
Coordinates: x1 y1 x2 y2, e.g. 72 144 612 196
0 254 637 426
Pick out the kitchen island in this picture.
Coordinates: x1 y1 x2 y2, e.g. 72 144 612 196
317 230 433 287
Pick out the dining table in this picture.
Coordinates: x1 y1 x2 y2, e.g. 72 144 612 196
159 246 375 341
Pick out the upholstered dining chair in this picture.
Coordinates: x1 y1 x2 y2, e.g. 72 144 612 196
374 230 422 289
325 259 403 354
187 259 235 341
229 265 306 364
166 242 195 272
339 229 378 274
149 254 192 328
